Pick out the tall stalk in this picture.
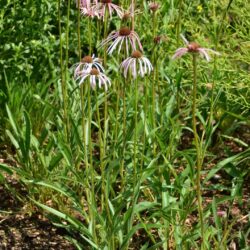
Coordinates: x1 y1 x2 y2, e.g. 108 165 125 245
176 0 183 47
87 85 96 243
77 0 86 159
140 77 148 171
94 90 114 249
176 0 184 110
77 0 81 60
113 79 120 158
103 7 109 170
88 18 92 54
77 0 91 223
58 0 69 141
152 9 158 157
133 77 138 180
192 54 205 248
121 79 126 190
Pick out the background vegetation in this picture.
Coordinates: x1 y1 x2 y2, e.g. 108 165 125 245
0 0 249 249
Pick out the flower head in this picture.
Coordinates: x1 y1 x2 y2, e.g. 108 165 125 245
153 35 168 44
76 67 111 91
99 27 143 55
122 3 140 21
81 5 101 18
172 34 220 61
94 0 124 20
76 0 100 18
73 55 104 78
120 50 153 79
149 2 160 12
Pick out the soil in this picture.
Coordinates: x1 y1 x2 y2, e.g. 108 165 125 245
0 179 75 250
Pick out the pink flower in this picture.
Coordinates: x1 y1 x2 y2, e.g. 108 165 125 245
81 5 101 19
94 0 124 20
76 68 111 91
120 50 153 79
76 0 100 18
73 55 104 78
99 27 143 55
172 35 220 61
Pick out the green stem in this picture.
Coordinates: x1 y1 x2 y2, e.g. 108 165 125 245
77 1 92 223
58 0 69 141
103 8 108 66
140 78 148 171
121 80 126 190
77 0 84 161
192 54 205 249
88 18 92 54
113 80 119 159
176 0 183 47
103 7 108 169
77 1 82 60
176 0 184 111
87 85 96 243
152 71 156 157
95 90 113 211
151 10 158 157
131 0 135 31
134 77 138 180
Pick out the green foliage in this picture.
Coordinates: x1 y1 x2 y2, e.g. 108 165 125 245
0 0 249 249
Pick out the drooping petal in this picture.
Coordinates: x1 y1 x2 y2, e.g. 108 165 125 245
172 48 188 59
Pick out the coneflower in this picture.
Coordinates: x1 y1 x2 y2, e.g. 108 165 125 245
99 27 143 55
76 68 111 91
94 0 124 20
73 55 104 78
81 5 101 18
172 35 220 248
149 2 160 12
77 0 100 18
172 34 220 61
120 50 153 79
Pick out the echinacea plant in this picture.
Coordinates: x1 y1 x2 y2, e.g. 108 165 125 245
94 0 124 20
73 55 104 78
172 34 220 61
120 50 153 79
76 68 111 91
172 34 219 249
149 2 160 12
81 5 101 19
99 27 143 55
